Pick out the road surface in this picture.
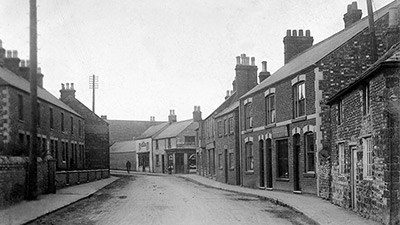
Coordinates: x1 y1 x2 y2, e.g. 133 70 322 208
29 174 316 225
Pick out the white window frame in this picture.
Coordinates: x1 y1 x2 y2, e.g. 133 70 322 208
338 142 345 175
363 137 373 179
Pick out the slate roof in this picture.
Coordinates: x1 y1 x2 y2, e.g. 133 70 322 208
110 140 136 153
108 120 166 144
242 0 400 99
0 66 81 117
215 101 239 118
63 95 108 125
154 119 195 139
136 122 169 139
327 42 400 105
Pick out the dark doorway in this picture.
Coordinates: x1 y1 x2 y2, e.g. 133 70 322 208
224 149 228 183
162 155 165 173
259 140 265 188
293 134 301 192
175 153 184 173
266 139 273 188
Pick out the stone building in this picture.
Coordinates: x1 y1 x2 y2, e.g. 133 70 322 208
239 1 400 195
60 83 110 169
326 43 400 224
110 140 136 171
0 44 85 170
152 108 201 174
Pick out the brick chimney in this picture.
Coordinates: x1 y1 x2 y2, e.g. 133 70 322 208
37 67 44 88
101 115 108 120
60 82 76 100
168 110 177 124
343 2 362 28
235 54 258 98
385 6 400 50
283 29 313 64
0 40 5 66
15 60 44 88
259 61 271 83
4 50 20 74
193 106 202 122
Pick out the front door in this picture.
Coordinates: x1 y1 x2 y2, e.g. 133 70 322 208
162 155 165 173
224 149 228 183
266 139 273 189
293 134 301 192
351 146 358 210
175 153 184 173
259 140 265 188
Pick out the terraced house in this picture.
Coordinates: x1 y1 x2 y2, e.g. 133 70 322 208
239 0 400 197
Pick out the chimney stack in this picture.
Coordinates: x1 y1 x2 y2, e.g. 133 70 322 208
0 40 5 66
101 115 108 120
343 2 362 28
385 6 400 50
235 53 258 98
168 109 177 124
258 61 271 83
60 82 76 100
225 90 231 100
193 106 202 122
150 116 156 121
283 29 313 64
4 50 20 74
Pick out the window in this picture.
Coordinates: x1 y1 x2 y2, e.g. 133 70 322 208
217 120 222 136
146 142 149 150
293 82 306 118
37 103 41 127
156 155 160 166
362 82 370 116
168 138 171 148
338 143 345 175
244 103 253 129
156 140 159 150
62 141 67 162
50 108 54 129
185 136 195 144
70 117 74 134
276 139 289 178
78 120 82 136
218 154 223 169
229 152 234 169
304 133 315 172
224 119 228 135
18 94 24 121
229 117 234 134
245 142 254 171
363 137 373 179
338 100 343 125
61 113 65 131
265 94 276 124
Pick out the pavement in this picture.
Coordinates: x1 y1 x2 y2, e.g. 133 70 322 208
0 170 380 225
0 176 119 225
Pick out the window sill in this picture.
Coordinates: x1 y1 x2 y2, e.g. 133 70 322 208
276 178 289 182
243 129 253 134
303 172 316 178
265 123 276 129
292 115 307 123
245 171 254 175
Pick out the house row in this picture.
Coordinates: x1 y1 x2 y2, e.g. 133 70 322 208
109 108 201 174
196 1 400 224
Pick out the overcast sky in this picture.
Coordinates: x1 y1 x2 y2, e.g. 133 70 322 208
0 0 394 121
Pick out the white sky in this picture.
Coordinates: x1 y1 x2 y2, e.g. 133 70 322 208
0 0 394 121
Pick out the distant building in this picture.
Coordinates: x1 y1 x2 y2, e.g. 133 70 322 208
60 83 109 169
110 140 136 171
152 108 201 174
134 122 168 172
0 45 84 171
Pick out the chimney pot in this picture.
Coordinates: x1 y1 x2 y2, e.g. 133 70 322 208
37 67 41 74
0 40 2 48
6 50 12 58
351 1 358 10
299 29 304 36
292 30 297 36
306 30 311 37
286 29 291 36
236 56 241 65
20 60 25 67
71 83 74 90
66 83 70 89
251 57 255 66
12 50 17 58
262 61 267 72
347 4 352 12
61 83 65 90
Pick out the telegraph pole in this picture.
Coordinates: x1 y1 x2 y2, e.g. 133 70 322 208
89 75 99 112
27 0 38 200
366 0 378 61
